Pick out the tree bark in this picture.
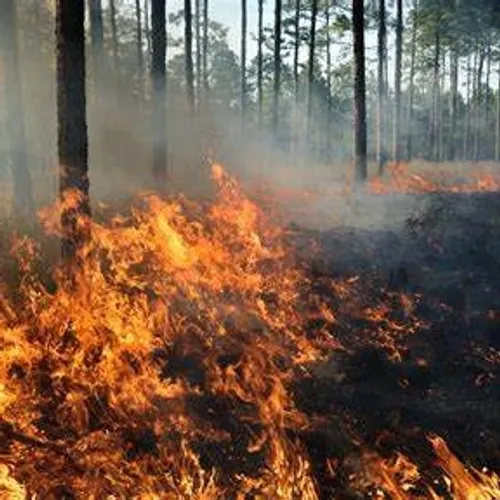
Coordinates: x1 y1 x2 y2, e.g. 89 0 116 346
429 31 440 161
195 0 201 104
203 0 209 98
56 0 90 260
325 3 332 160
307 0 318 141
241 0 247 128
464 54 471 160
406 0 417 162
449 44 458 160
293 0 301 104
376 0 387 173
352 0 367 183
109 0 119 67
144 0 151 72
257 0 264 127
0 0 35 221
185 0 195 113
473 45 485 162
88 0 104 72
393 0 403 164
273 0 282 135
151 0 167 182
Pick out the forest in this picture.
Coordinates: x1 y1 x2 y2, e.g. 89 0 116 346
1 0 500 498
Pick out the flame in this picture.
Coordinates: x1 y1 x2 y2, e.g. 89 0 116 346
0 163 497 497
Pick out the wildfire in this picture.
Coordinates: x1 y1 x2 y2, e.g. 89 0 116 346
0 164 498 498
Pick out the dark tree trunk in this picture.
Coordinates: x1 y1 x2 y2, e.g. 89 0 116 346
184 0 195 113
293 0 301 103
0 0 35 221
449 45 458 160
144 0 151 70
464 54 471 160
429 31 440 161
485 43 491 157
109 0 119 67
135 0 144 96
273 0 282 135
88 0 104 72
393 0 403 164
325 3 332 159
376 0 386 173
203 0 209 98
474 45 485 162
151 0 167 182
307 0 318 141
352 0 367 183
56 0 90 260
195 0 201 103
406 0 417 162
257 0 264 127
241 0 247 128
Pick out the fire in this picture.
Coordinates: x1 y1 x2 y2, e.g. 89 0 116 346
0 163 498 497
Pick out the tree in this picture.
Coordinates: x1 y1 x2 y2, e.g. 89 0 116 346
376 0 387 173
307 0 319 140
0 0 35 221
151 0 167 182
56 0 90 260
273 0 283 135
185 0 195 112
241 0 247 127
257 0 264 127
88 0 104 72
135 0 144 96
393 0 403 163
352 0 367 183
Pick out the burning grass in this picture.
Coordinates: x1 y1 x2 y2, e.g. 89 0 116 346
1 163 500 498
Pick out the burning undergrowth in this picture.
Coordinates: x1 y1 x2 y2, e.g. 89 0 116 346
0 164 499 498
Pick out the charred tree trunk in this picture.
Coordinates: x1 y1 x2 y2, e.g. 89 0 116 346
406 0 417 162
376 0 387 173
449 46 458 160
429 31 440 161
325 3 332 160
185 0 195 113
485 43 491 157
273 0 282 135
393 0 403 164
144 0 151 71
56 0 90 260
0 0 35 221
307 0 318 141
257 0 264 127
109 0 119 67
352 0 367 183
241 0 247 128
151 0 167 182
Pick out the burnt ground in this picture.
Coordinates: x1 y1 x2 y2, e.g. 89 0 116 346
289 191 500 497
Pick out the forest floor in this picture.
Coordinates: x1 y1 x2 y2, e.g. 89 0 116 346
0 161 500 498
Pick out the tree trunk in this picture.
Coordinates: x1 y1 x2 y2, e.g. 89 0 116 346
109 0 119 67
325 3 332 161
429 31 440 161
376 0 386 173
203 0 209 98
241 0 247 128
0 0 35 221
135 0 144 97
195 0 201 104
293 0 301 103
184 0 195 113
151 0 167 182
257 0 264 127
496 62 500 161
88 0 104 72
449 45 458 160
485 43 491 157
438 50 445 161
144 0 151 71
307 0 318 141
273 0 282 136
474 45 485 162
56 0 90 260
464 54 472 160
406 0 417 162
352 0 367 183
393 0 403 164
